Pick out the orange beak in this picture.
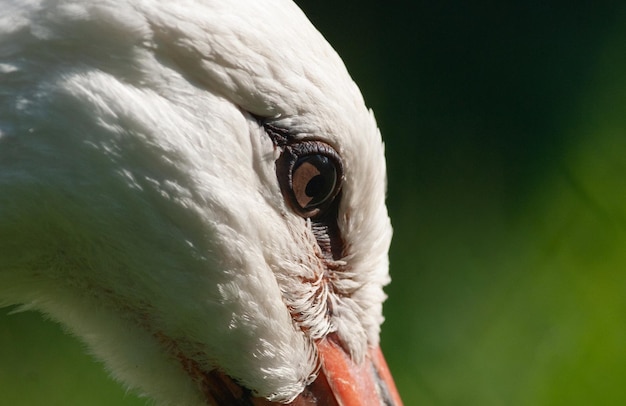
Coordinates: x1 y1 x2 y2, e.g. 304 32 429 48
200 335 402 405
291 337 402 406
275 335 403 406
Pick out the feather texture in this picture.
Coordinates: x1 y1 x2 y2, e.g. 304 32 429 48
0 0 392 404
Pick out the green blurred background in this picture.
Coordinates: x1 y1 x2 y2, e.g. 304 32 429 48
2 1 626 404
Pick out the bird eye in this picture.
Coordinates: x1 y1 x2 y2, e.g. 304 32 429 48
276 141 343 218
292 155 337 210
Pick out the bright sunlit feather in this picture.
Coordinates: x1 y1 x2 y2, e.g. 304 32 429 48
0 0 392 404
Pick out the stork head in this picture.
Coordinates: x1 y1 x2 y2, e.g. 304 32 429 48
0 0 400 404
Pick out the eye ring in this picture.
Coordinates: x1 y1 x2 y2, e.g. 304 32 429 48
276 141 343 218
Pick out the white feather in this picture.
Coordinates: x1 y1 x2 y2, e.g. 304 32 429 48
0 0 392 404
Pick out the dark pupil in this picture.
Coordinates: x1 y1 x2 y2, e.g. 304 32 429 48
292 155 337 210
305 174 325 198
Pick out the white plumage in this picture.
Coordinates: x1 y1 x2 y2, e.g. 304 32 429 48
0 0 396 404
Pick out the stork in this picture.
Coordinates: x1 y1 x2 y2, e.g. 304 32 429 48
0 0 401 404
